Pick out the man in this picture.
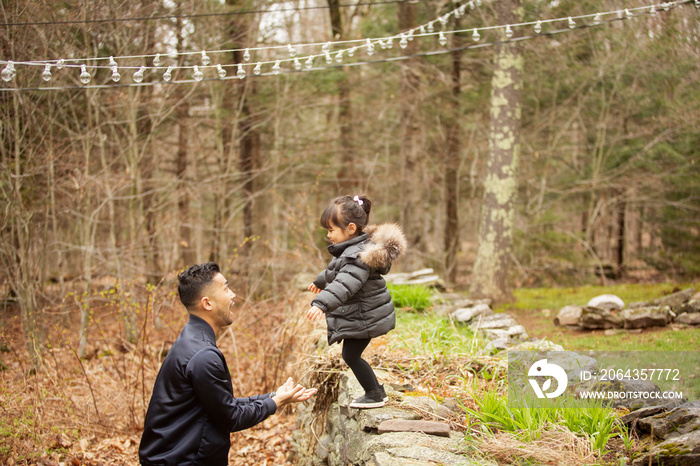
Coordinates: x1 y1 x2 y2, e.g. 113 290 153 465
139 262 316 465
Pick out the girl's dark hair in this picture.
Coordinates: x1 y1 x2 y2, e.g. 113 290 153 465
320 195 372 233
177 262 221 310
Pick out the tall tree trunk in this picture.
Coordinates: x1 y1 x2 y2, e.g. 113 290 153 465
444 4 463 284
226 0 259 278
175 9 195 268
328 0 356 192
470 0 523 303
397 0 423 268
616 190 626 276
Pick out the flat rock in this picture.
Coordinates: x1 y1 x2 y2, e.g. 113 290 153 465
632 429 700 466
622 306 671 329
587 294 625 310
676 312 700 325
377 419 450 437
451 304 493 323
554 305 582 326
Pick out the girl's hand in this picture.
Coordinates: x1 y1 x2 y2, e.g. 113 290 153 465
308 283 321 294
306 306 324 321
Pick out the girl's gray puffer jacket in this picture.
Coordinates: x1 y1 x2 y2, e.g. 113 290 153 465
311 223 407 345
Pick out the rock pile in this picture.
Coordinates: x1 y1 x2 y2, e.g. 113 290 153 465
554 288 700 331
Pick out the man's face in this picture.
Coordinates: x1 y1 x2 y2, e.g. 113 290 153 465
205 273 236 329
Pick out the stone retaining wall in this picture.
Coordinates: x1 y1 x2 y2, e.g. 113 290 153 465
291 369 491 466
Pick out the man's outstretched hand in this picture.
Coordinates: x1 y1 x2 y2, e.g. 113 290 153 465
272 377 317 409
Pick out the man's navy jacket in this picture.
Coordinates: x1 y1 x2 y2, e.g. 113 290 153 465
139 314 277 465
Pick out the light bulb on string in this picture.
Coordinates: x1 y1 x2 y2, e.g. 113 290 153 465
469 1 475 9
42 64 52 81
439 15 448 28
153 54 161 67
254 62 262 75
662 3 670 11
293 57 302 70
459 5 467 15
505 25 514 39
163 66 173 82
400 34 408 49
322 42 331 54
439 32 448 46
217 64 226 78
386 37 393 49
325 53 333 64
237 64 246 79
304 56 314 70
79 64 91 84
193 66 204 81
272 60 281 75
472 29 480 41
201 51 211 66
593 13 602 24
366 39 375 56
624 9 633 19
379 39 387 50
111 66 121 82
1 61 15 82
56 59 65 70
695 0 699 9
427 22 434 33
287 44 297 57
649 5 657 16
419 26 426 34
133 66 146 83
568 17 576 29
243 49 251 61
534 21 542 34
454 8 461 19
348 47 356 57
109 56 118 67
335 51 344 63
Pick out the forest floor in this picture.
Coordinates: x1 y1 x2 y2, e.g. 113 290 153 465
1 281 698 465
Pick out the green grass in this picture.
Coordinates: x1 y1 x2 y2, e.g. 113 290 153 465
464 390 622 455
387 283 435 312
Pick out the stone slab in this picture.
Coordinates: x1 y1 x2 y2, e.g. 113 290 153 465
377 419 450 437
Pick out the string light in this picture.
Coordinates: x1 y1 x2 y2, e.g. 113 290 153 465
217 64 226 78
272 60 281 75
2 61 15 82
201 51 211 66
236 64 246 79
79 65 91 84
0 0 691 91
193 66 203 81
153 54 161 67
111 66 121 82
163 66 173 82
133 66 146 83
41 64 52 81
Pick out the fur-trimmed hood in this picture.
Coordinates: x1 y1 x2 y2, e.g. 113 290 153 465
359 223 407 271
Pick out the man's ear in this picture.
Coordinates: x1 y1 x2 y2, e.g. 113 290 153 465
200 296 213 311
347 223 357 235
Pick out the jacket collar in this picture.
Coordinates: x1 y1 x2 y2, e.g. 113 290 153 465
187 313 217 344
327 233 368 257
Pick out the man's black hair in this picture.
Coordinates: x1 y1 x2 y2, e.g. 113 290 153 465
177 262 221 310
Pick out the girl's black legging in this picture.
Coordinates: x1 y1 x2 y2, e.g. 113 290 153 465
342 338 380 393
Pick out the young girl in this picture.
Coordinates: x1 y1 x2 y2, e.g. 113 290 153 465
306 195 407 408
